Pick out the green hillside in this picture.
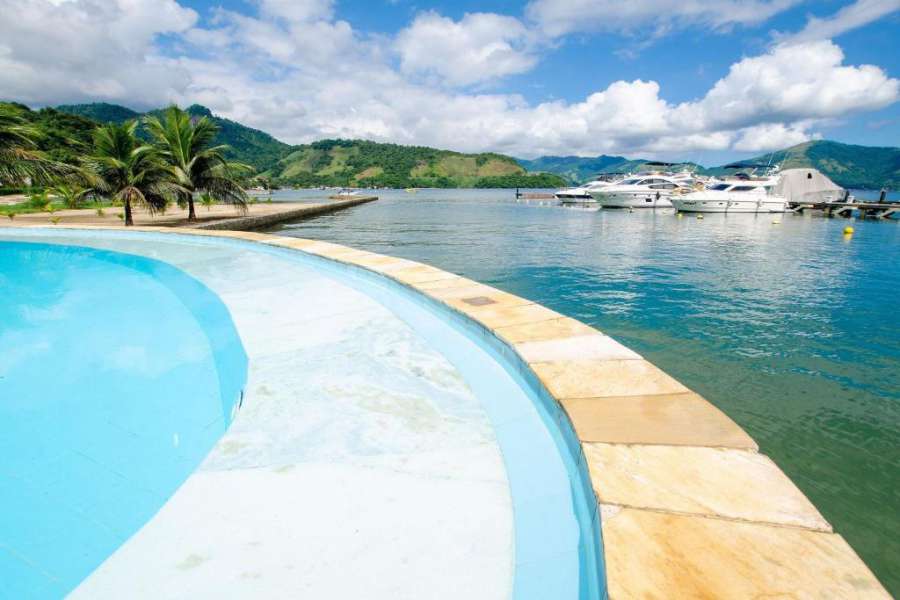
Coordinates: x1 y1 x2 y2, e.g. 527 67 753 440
1 102 97 167
55 102 290 172
267 139 566 188
736 141 900 189
55 102 141 124
517 155 631 182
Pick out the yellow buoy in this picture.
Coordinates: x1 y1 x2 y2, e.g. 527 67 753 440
843 226 855 235
772 220 780 225
677 212 683 218
697 214 704 220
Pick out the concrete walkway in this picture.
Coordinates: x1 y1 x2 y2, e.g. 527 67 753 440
4 197 376 231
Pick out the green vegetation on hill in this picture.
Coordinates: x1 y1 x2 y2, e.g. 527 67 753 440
55 102 141 124
516 155 631 183
267 139 567 188
735 141 900 189
0 102 97 170
55 102 290 172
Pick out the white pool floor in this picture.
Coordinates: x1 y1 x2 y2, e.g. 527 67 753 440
4 232 514 599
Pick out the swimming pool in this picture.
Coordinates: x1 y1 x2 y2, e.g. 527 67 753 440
0 229 605 599
0 241 247 598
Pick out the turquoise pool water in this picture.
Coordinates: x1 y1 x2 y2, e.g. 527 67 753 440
0 242 247 598
0 230 605 599
274 187 900 595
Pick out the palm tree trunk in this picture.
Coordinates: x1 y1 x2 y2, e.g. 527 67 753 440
188 196 196 221
124 199 133 226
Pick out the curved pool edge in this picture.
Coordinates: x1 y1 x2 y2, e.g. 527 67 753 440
6 224 890 599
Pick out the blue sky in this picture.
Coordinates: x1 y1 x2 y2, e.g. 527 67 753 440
2 0 899 163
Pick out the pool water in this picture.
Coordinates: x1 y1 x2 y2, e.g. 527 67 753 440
274 187 900 595
0 242 247 598
0 229 604 599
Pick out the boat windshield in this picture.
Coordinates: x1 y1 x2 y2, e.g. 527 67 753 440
710 183 731 191
621 178 642 185
730 186 758 192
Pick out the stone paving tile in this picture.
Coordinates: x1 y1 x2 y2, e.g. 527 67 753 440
559 392 757 449
345 254 421 273
601 506 889 599
452 302 563 330
391 265 461 285
493 317 601 344
532 359 689 399
513 334 641 363
411 276 470 291
585 443 830 531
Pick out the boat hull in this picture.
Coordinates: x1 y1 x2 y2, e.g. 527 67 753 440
672 196 787 213
594 191 674 208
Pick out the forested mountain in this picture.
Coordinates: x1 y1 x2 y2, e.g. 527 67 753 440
732 141 900 189
265 139 565 188
1 103 97 165
55 102 141 124
49 103 564 187
516 155 631 182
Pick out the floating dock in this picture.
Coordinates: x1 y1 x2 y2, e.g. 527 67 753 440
515 189 557 200
792 201 899 219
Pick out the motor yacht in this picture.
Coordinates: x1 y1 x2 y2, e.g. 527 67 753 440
555 173 625 204
671 163 789 213
590 174 695 208
671 179 787 213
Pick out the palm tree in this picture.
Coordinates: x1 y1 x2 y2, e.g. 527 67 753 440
51 183 90 209
144 106 250 221
0 104 69 186
86 121 179 226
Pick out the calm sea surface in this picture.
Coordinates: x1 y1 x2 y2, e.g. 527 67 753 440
270 188 899 593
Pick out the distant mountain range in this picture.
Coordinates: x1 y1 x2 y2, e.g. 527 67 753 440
5 100 896 189
518 141 900 189
38 102 563 188
262 139 568 188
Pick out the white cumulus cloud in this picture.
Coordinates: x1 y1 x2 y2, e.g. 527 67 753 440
0 0 196 108
395 12 538 86
1 1 898 159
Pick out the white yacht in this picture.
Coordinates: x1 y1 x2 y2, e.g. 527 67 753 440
671 163 788 213
671 180 787 213
590 174 695 208
555 174 625 204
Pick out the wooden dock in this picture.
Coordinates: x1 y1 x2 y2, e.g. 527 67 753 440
515 189 556 200
792 201 899 219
